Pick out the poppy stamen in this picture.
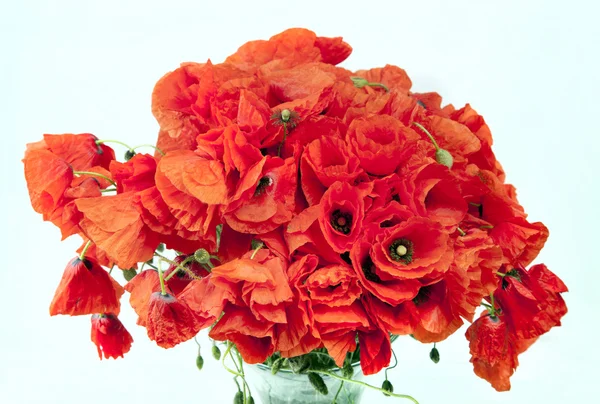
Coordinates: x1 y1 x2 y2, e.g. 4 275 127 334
389 238 414 264
330 209 352 235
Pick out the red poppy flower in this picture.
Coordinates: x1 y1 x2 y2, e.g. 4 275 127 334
362 294 417 335
494 264 568 339
23 149 73 216
346 115 419 176
300 136 363 206
411 281 464 343
285 205 343 264
318 181 368 253
358 326 392 375
209 305 276 364
465 314 518 392
224 156 297 234
124 270 161 326
146 292 201 348
90 313 133 359
370 216 453 281
399 162 468 227
76 193 160 268
351 238 421 306
354 64 412 94
110 154 157 194
50 257 124 316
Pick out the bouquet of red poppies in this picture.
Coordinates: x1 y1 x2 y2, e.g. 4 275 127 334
24 28 567 402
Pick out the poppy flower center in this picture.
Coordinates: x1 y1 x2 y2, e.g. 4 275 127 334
389 238 414 264
361 255 381 283
412 285 431 306
330 209 352 235
254 176 273 196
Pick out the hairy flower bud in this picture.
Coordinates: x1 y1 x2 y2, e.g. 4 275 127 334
435 148 453 168
212 345 221 360
308 373 328 395
196 354 204 370
430 346 440 364
382 380 394 396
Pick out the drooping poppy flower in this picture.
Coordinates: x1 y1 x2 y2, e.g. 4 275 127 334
90 313 133 359
146 291 201 348
494 264 568 339
465 314 518 392
49 257 124 316
358 325 392 375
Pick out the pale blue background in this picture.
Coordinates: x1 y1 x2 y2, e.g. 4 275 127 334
1 1 597 403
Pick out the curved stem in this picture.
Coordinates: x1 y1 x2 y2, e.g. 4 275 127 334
385 350 398 379
307 370 420 403
457 227 467 236
222 342 243 378
369 82 389 92
79 240 93 260
73 171 117 187
132 144 165 156
96 139 134 151
157 254 201 282
411 122 439 150
333 381 344 404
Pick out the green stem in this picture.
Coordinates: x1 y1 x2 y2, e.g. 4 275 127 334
100 188 117 193
157 254 201 282
132 143 165 156
457 227 467 236
96 139 134 150
73 171 117 187
333 381 344 404
385 350 398 380
411 122 439 150
496 271 507 277
157 260 167 295
368 82 389 92
307 370 419 403
79 240 93 260
480 225 494 229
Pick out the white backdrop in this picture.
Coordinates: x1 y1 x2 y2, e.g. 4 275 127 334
1 1 597 403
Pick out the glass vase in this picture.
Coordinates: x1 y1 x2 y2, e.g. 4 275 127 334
247 363 365 404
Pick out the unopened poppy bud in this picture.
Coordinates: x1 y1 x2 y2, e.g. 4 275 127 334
280 109 291 122
430 346 440 364
124 150 136 161
382 379 394 396
156 243 165 253
123 268 137 282
351 77 369 88
271 357 285 375
308 373 328 395
233 391 243 404
435 148 453 168
212 344 221 360
194 248 210 264
196 354 204 370
247 397 255 404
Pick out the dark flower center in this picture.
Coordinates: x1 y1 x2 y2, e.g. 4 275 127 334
330 209 352 234
361 255 381 283
388 238 414 264
254 176 273 196
412 286 431 306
